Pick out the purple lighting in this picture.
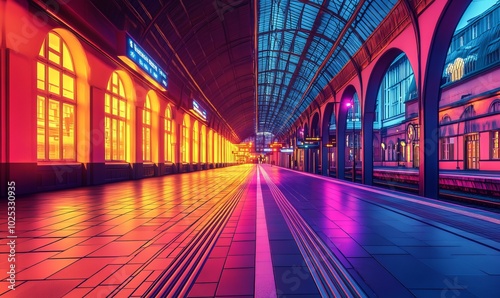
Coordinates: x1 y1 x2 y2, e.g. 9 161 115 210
346 102 352 107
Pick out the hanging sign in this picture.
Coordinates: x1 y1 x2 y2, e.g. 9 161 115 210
121 33 168 89
192 100 208 121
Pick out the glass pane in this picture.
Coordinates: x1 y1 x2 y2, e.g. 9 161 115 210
48 66 61 95
105 94 110 114
105 117 111 160
119 99 126 118
119 79 125 97
144 110 151 125
37 62 46 90
112 118 118 160
112 97 118 115
48 99 60 160
62 104 75 160
48 32 60 52
143 127 151 161
48 50 60 65
39 40 45 57
119 120 125 161
37 96 46 160
62 43 74 72
167 132 170 161
62 73 75 99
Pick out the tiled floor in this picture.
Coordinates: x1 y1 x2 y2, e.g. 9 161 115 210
1 164 499 297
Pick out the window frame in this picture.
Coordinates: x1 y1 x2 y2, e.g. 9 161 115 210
104 72 128 162
37 31 77 162
142 95 152 162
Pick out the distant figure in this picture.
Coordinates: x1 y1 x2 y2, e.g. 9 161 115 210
271 160 275 166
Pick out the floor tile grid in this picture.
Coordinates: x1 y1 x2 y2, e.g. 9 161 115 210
1 166 252 297
188 168 258 297
280 166 500 240
259 178 322 297
260 166 367 298
354 196 500 251
267 165 499 297
121 166 255 297
105 165 255 298
273 167 500 252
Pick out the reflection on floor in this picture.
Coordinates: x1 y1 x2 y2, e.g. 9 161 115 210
1 164 499 297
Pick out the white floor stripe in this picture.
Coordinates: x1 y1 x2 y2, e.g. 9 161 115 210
255 166 277 298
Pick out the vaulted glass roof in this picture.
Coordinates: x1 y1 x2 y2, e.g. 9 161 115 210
91 0 405 143
257 0 397 136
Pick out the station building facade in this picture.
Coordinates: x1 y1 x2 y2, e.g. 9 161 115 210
0 1 237 195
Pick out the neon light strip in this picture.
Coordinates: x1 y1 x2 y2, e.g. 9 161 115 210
254 167 277 298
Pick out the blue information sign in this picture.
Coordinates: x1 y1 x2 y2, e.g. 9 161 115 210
126 35 168 88
192 100 207 121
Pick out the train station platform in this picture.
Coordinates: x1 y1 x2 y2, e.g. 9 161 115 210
1 164 499 297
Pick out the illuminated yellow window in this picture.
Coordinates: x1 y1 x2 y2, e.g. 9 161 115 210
143 95 152 161
201 125 206 163
105 72 127 161
214 132 219 163
182 115 190 163
493 131 499 159
37 31 76 161
208 130 213 163
164 105 175 162
193 120 199 163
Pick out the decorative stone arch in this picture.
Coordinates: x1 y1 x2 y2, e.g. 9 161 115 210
420 0 472 197
321 101 335 175
363 47 411 185
310 112 321 137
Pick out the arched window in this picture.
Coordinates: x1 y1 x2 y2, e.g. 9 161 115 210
208 129 213 163
37 31 76 161
192 120 199 163
182 115 190 163
461 105 474 120
105 72 127 161
201 125 207 163
164 105 174 162
222 137 227 163
490 100 500 113
214 132 219 163
381 55 412 119
442 115 451 123
143 95 152 161
350 94 360 122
